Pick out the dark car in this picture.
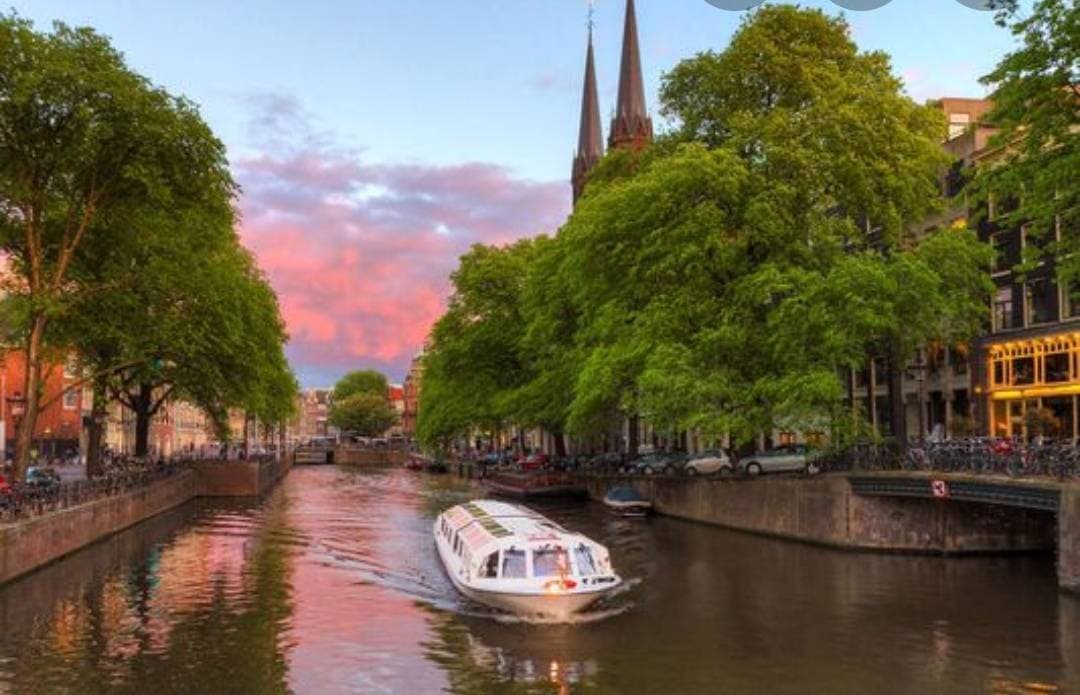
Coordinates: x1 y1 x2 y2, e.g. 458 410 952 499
26 466 61 490
625 453 687 476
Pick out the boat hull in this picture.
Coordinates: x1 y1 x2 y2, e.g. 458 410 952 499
484 472 587 499
603 499 651 516
435 538 616 620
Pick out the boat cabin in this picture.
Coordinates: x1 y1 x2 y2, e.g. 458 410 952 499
436 500 613 586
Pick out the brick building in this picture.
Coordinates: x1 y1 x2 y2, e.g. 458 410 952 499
0 350 84 461
402 354 422 440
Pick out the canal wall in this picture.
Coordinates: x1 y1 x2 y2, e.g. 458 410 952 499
0 458 293 586
334 447 407 467
582 475 1055 555
0 471 197 585
194 457 292 497
1060 486 1080 595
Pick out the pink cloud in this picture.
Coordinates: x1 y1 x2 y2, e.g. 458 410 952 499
235 97 570 385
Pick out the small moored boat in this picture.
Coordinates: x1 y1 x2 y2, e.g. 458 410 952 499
484 471 587 499
603 486 651 516
434 500 622 620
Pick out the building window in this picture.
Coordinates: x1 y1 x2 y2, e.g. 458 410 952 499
993 286 1015 332
1013 357 1035 385
63 357 78 378
1065 281 1079 319
1045 353 1070 383
1021 223 1055 262
988 336 1078 393
63 388 78 410
948 112 970 140
1026 278 1059 325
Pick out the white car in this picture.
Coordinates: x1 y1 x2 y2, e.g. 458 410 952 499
683 450 733 476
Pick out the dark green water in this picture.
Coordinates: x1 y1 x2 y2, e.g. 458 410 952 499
0 466 1076 694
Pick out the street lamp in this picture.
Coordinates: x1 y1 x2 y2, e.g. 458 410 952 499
905 356 929 440
6 392 26 468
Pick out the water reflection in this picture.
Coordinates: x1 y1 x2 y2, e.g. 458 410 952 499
0 466 1076 694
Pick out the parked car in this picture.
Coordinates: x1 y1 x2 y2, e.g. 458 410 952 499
683 450 733 476
739 445 819 476
625 453 687 476
26 466 60 490
521 452 549 471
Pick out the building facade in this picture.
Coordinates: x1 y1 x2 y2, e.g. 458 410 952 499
847 97 1078 444
294 388 334 442
0 350 84 461
402 354 422 440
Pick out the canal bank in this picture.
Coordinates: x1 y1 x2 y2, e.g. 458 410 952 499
0 457 291 586
579 474 1080 591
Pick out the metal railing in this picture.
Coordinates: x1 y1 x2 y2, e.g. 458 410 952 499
0 460 188 524
820 439 1080 480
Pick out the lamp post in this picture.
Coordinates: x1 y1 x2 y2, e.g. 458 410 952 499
906 354 929 441
7 393 26 470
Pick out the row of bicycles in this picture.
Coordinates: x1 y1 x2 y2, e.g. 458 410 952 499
829 438 1080 480
0 458 187 523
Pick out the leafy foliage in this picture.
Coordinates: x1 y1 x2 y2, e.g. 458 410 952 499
0 13 295 466
976 0 1078 288
333 370 390 402
329 391 398 437
418 6 996 452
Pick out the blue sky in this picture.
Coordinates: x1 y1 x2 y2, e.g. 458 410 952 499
17 1 1023 385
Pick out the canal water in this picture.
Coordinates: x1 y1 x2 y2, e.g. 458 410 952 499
0 466 1076 694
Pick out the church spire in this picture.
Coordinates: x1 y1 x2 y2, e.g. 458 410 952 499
609 0 652 150
572 24 603 206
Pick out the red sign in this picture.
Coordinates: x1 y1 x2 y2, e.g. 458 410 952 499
931 480 949 499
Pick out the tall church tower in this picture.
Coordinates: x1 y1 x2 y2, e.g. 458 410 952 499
571 26 603 207
609 0 653 151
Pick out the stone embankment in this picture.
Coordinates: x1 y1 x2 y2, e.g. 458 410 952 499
581 473 1078 593
0 457 291 585
332 447 408 467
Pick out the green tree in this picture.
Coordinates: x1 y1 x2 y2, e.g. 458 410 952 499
333 370 389 402
0 15 236 475
976 0 1078 288
557 7 973 447
329 391 397 437
422 6 995 454
417 240 537 450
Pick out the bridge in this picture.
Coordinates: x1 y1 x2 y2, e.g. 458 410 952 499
580 470 1080 595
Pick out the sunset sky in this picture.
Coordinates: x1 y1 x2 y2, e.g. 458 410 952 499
21 1 1019 386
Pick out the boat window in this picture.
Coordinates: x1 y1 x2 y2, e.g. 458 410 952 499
532 546 569 578
574 544 597 576
480 552 499 578
453 533 460 555
501 548 527 579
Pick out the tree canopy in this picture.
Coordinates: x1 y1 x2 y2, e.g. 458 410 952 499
976 0 1078 288
417 6 995 453
329 391 398 438
333 370 390 402
0 14 296 470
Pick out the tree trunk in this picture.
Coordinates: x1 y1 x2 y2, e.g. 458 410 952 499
86 376 109 478
553 429 567 458
887 350 908 453
242 412 250 459
14 315 48 479
628 413 640 457
133 382 153 458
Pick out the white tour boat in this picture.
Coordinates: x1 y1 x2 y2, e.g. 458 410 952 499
434 500 622 620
